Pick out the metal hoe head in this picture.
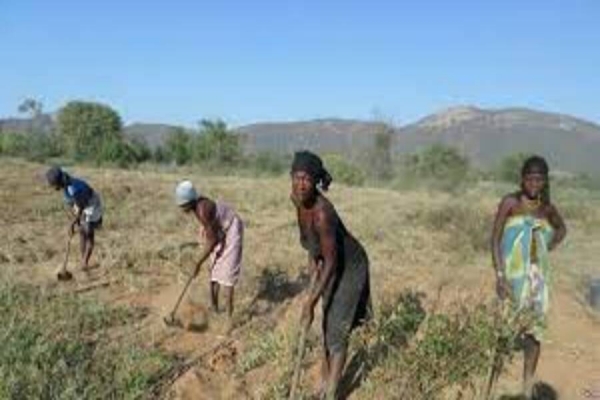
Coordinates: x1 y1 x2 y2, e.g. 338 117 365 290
163 313 182 327
57 269 73 281
163 267 197 328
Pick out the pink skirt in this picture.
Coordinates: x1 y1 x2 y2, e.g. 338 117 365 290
209 217 243 287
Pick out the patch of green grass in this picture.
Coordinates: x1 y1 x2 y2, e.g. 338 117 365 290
0 280 174 400
236 330 283 374
243 321 318 399
407 200 491 254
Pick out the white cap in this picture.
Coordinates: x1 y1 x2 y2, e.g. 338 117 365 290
174 180 199 206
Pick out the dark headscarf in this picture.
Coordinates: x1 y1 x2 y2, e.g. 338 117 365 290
521 155 550 204
291 150 332 191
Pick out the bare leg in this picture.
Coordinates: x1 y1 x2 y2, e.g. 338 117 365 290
318 349 330 398
523 334 541 398
325 347 347 399
210 281 220 313
79 228 86 267
221 286 234 317
222 286 236 334
82 228 95 270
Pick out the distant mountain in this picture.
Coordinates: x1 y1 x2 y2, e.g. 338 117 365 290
0 114 54 135
2 106 600 173
394 106 600 173
123 123 182 149
235 108 600 173
236 119 384 154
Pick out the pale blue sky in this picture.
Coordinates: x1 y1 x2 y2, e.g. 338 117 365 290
1 0 599 127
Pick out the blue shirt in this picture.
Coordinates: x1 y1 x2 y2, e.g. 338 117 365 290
63 177 94 209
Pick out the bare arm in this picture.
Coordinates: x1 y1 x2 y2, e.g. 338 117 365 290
491 195 516 274
69 206 83 234
305 207 337 310
547 204 567 251
194 200 221 275
491 195 516 300
69 189 91 233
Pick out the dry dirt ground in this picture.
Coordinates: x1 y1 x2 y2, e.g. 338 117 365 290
0 159 598 399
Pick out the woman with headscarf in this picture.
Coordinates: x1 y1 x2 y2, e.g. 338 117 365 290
291 150 371 399
491 155 567 398
174 180 244 322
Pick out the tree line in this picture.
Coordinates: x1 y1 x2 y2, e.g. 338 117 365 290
2 99 597 190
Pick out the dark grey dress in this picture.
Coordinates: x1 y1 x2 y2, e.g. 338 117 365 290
300 211 371 354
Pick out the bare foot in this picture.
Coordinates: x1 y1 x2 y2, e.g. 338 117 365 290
81 262 101 272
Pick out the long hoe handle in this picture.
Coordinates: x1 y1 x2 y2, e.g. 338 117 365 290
288 323 309 400
166 271 196 321
288 275 318 400
61 233 74 273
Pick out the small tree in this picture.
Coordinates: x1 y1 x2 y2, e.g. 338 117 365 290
18 98 43 119
403 144 471 190
0 132 30 156
128 137 152 163
496 152 533 183
322 153 366 186
193 119 241 165
251 151 288 175
57 101 123 159
152 146 171 163
165 127 192 165
365 122 394 181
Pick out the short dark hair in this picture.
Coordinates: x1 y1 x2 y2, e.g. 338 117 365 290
521 155 550 204
46 166 65 186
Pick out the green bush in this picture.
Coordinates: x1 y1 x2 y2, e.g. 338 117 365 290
192 119 242 166
27 133 63 161
322 153 366 187
366 125 394 181
57 101 123 160
399 144 472 191
375 291 426 349
401 304 502 397
0 281 174 399
152 146 172 164
162 120 242 168
249 152 288 175
406 144 470 179
0 132 62 162
352 296 520 399
495 152 533 183
94 138 153 168
0 132 31 156
164 127 192 166
128 138 152 163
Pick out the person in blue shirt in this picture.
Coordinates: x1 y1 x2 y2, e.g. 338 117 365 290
46 166 103 271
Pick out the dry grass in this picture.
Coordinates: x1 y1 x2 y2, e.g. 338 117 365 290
1 158 599 399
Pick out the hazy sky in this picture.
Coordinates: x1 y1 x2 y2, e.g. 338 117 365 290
1 0 598 127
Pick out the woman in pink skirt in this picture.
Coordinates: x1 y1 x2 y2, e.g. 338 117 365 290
175 180 244 319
